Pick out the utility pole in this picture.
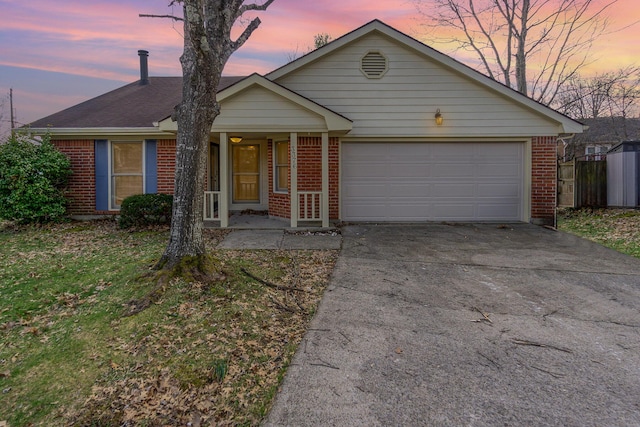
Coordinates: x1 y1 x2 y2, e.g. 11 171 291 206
10 88 15 136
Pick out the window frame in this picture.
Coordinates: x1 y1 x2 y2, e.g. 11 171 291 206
273 140 289 194
108 140 146 210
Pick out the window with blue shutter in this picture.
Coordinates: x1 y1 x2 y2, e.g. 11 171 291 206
94 139 158 211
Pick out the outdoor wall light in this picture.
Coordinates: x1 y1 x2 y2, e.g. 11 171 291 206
230 136 243 143
435 109 443 126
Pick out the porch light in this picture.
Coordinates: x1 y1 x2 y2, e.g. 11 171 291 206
435 109 443 126
230 136 243 143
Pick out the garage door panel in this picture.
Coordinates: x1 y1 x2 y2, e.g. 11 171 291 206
343 183 387 197
477 203 521 219
476 183 521 197
341 142 524 222
430 183 476 197
477 164 521 177
431 163 476 177
432 203 476 219
388 183 434 197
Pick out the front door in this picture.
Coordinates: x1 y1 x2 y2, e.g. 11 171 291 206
232 144 260 203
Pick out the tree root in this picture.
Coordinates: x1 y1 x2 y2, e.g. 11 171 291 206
123 254 225 317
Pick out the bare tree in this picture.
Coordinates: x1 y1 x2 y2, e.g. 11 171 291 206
556 66 640 119
142 0 275 277
414 0 619 106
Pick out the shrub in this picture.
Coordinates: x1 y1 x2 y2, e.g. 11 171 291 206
0 133 72 224
119 193 173 228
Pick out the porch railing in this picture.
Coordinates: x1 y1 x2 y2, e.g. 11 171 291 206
298 191 322 221
204 191 221 221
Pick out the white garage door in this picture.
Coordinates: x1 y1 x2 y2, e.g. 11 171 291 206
341 142 524 222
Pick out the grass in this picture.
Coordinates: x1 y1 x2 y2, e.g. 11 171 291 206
557 208 640 258
0 220 338 426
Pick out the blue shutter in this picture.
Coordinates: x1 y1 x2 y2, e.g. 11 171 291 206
95 140 109 211
145 140 158 194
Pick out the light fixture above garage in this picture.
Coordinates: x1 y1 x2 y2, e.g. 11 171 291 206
230 136 243 143
435 109 443 126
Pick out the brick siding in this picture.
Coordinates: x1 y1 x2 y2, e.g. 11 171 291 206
157 139 176 194
531 136 557 225
267 136 340 220
53 140 96 216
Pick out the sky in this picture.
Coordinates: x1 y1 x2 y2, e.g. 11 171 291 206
0 0 639 138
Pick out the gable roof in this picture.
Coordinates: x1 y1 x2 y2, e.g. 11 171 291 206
28 76 242 129
268 19 584 135
158 73 352 133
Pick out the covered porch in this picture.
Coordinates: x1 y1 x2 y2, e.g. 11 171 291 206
158 74 352 228
202 131 337 228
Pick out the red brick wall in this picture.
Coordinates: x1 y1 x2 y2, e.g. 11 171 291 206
53 140 95 215
157 139 176 194
267 139 290 218
531 136 557 225
267 137 340 220
54 138 177 216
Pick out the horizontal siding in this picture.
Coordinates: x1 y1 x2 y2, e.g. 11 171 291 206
276 33 559 137
216 86 326 129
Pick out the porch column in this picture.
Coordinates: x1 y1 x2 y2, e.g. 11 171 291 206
290 132 298 228
219 132 229 228
321 132 329 227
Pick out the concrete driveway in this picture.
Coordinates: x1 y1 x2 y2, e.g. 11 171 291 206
264 224 640 426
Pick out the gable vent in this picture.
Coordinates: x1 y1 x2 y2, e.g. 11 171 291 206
360 51 388 79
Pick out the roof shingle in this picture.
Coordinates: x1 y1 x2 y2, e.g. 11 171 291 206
29 76 244 129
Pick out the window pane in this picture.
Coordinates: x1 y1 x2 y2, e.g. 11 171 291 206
113 176 143 207
233 145 259 173
277 165 288 190
113 143 143 174
276 142 289 164
275 142 289 192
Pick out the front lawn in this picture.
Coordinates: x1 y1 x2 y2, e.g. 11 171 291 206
557 208 640 259
0 221 337 426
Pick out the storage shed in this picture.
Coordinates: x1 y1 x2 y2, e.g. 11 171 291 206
607 141 640 207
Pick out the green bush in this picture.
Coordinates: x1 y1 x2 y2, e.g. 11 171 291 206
119 193 173 228
0 133 72 224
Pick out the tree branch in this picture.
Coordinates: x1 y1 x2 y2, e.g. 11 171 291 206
240 0 276 14
139 13 184 22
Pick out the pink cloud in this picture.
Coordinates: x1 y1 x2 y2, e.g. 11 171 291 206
3 0 639 133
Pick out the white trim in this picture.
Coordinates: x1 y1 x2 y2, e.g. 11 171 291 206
290 132 298 228
273 140 290 194
524 138 532 223
27 127 172 139
321 132 330 227
219 133 229 228
228 139 268 211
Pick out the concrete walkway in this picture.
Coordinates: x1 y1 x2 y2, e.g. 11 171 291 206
264 223 640 426
217 229 342 250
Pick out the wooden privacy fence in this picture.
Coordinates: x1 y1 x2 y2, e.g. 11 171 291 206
558 160 607 208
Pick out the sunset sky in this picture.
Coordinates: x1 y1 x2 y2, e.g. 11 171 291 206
0 0 638 138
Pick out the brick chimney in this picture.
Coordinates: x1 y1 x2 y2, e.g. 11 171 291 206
138 50 149 85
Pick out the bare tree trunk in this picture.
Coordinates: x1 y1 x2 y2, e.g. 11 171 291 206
515 0 529 96
151 0 275 276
